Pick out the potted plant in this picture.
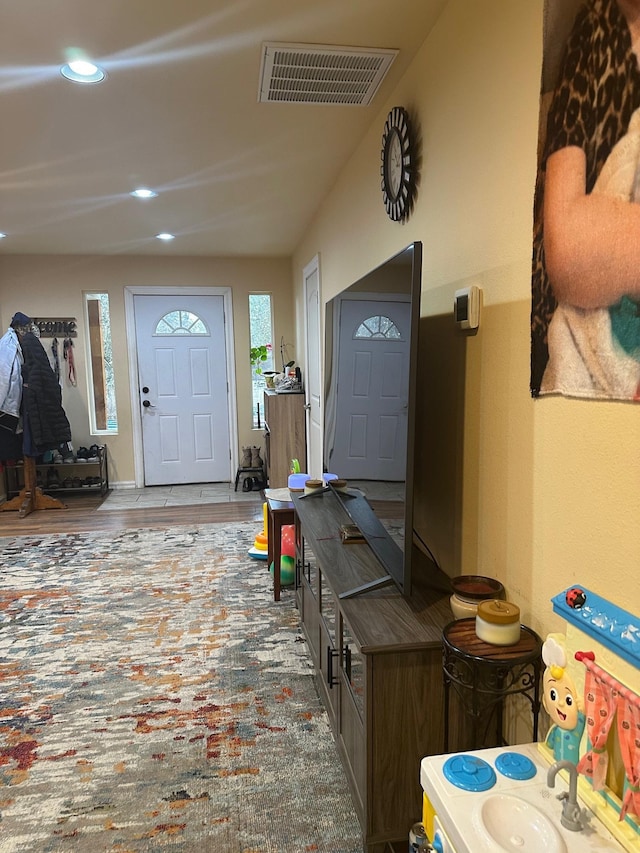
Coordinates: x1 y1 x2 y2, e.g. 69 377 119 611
262 371 277 389
250 345 268 374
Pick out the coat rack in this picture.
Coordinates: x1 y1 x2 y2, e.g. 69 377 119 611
1 319 70 518
1 456 66 518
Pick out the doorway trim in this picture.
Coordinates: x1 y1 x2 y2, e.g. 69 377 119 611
125 286 237 488
303 254 322 478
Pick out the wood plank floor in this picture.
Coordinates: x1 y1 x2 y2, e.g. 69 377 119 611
0 490 401 537
0 492 264 536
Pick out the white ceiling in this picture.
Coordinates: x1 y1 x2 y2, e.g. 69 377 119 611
0 0 446 257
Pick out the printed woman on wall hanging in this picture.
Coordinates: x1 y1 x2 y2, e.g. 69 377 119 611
531 0 640 401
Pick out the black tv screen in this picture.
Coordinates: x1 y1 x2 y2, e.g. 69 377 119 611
323 242 422 596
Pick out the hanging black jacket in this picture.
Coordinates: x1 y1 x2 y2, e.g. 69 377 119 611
20 332 71 452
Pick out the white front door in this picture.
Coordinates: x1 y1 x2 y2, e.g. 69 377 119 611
303 256 323 479
133 293 232 486
329 297 410 481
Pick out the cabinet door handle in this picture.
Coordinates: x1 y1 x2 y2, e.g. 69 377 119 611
344 644 352 682
327 646 339 688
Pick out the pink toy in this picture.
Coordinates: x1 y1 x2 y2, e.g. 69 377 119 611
281 524 295 558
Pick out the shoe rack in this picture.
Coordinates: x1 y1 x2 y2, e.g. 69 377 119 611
3 445 109 498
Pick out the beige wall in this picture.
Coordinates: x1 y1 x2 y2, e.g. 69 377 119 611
0 254 292 485
1 0 637 647
292 0 640 642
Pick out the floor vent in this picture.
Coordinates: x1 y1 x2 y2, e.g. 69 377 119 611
258 42 398 106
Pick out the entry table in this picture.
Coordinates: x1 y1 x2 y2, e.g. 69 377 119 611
266 495 295 601
442 618 542 751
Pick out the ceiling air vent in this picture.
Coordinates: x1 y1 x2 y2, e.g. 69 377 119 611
258 42 398 106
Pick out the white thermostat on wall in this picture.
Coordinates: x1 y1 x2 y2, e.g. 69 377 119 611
454 285 481 330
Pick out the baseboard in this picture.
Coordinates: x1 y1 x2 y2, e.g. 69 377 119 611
109 480 136 490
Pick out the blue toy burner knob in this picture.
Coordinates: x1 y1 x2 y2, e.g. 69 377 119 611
565 587 586 609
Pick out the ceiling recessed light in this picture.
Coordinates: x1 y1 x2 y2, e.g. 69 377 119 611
156 233 175 241
0 233 6 239
60 59 106 84
130 188 158 199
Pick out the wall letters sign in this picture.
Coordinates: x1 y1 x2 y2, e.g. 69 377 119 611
33 318 77 338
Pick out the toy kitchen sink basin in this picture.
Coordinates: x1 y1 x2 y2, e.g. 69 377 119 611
421 743 624 852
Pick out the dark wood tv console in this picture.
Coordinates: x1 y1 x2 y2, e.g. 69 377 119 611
292 489 454 853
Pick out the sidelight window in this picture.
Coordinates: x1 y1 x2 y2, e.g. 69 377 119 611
84 292 118 433
249 293 274 428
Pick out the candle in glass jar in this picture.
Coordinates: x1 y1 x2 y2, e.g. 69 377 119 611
475 600 520 646
304 479 323 495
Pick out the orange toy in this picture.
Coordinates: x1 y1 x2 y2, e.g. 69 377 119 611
248 502 268 560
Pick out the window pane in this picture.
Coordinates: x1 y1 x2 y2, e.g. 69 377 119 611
354 314 402 340
84 293 118 433
155 310 208 335
249 294 273 428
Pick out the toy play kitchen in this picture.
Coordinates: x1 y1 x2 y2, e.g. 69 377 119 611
420 586 640 852
421 743 623 851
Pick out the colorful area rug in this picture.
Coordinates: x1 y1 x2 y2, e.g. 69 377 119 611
0 523 364 852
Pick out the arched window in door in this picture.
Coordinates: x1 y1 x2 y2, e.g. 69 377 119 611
154 310 208 336
354 314 403 340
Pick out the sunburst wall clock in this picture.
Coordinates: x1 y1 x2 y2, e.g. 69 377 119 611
380 106 415 222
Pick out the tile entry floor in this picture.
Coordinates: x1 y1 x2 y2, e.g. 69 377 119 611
98 482 264 510
97 479 404 511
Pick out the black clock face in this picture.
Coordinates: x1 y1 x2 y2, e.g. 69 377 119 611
380 106 414 222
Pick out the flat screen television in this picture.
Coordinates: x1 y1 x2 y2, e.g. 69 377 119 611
323 242 422 598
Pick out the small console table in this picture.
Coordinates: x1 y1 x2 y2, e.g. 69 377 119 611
442 618 543 751
266 494 295 602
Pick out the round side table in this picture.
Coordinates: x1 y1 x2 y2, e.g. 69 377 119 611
442 618 542 752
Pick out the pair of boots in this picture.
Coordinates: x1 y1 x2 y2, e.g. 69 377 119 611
241 446 263 468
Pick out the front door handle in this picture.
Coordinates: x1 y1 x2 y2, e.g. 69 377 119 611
142 400 156 408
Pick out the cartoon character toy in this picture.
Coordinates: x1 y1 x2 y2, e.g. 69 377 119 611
542 636 585 765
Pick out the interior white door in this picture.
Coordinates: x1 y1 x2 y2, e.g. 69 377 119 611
303 256 323 478
329 297 410 481
133 294 231 486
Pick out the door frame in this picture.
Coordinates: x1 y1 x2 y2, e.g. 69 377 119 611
125 286 237 488
303 254 322 478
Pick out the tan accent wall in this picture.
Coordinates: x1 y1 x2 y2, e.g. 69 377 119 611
291 0 640 643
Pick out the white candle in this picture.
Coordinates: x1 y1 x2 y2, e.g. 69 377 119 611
475 600 521 646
